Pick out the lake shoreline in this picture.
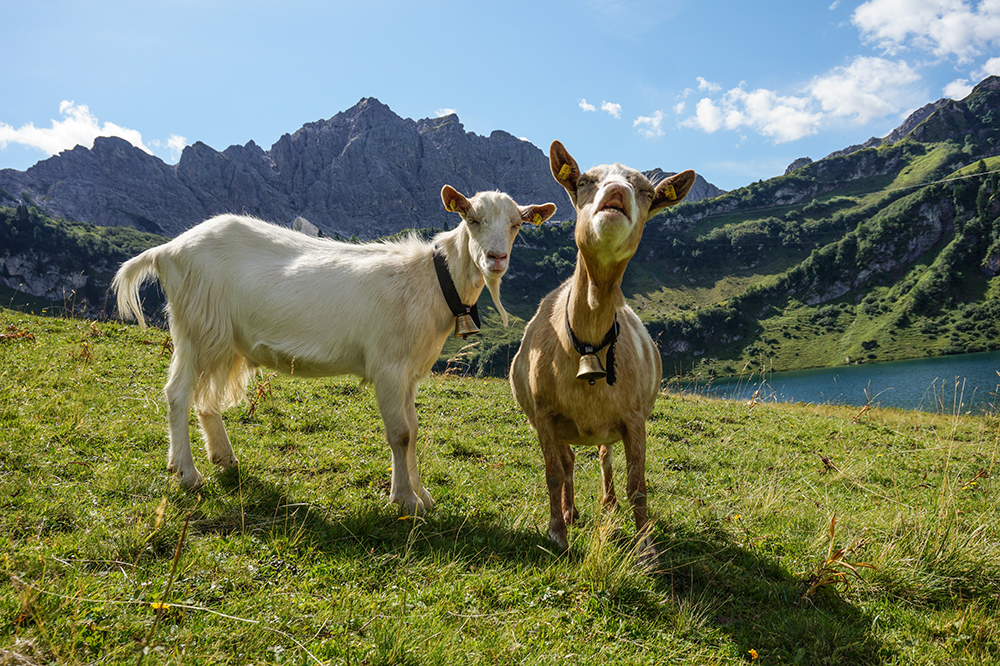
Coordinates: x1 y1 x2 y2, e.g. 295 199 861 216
675 349 1000 414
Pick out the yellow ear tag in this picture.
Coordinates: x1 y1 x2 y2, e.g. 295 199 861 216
532 213 543 225
558 164 572 180
662 183 677 201
447 200 457 212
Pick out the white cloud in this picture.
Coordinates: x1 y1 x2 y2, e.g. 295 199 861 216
435 108 457 117
673 101 687 115
852 0 1000 63
726 88 823 142
697 76 722 92
681 55 929 142
809 56 921 123
633 111 666 138
683 98 724 133
944 77 974 98
975 55 1000 79
0 101 152 157
601 101 622 118
683 87 820 142
579 98 597 112
151 134 189 162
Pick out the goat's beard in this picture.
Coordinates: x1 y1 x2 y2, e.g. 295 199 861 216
485 274 508 327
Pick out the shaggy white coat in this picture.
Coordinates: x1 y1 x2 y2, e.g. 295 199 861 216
113 186 556 513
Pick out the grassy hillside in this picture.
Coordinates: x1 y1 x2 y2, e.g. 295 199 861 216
2 307 999 664
636 150 1000 380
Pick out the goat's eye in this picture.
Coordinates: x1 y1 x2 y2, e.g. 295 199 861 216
466 217 480 226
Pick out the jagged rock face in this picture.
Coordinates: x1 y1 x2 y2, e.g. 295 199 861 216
0 98 724 240
0 139 204 236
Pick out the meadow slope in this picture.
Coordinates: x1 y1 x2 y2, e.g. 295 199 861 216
2 308 999 665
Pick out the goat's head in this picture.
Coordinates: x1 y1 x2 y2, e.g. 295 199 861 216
550 140 696 270
441 185 556 325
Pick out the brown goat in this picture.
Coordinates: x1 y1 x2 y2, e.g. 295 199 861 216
510 140 695 564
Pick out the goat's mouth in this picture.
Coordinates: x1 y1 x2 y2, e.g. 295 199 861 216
483 257 509 275
595 191 630 219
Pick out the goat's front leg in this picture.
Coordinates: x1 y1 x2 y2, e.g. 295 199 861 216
622 417 657 568
375 378 431 515
164 351 202 488
536 412 570 549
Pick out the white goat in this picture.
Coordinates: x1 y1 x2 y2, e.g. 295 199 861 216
510 141 695 563
113 187 556 513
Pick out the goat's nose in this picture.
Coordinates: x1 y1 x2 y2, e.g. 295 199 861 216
486 251 508 271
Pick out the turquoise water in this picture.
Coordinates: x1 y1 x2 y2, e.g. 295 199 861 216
683 351 1000 414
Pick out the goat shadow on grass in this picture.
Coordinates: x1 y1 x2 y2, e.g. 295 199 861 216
161 470 890 662
645 521 892 664
173 466 553 568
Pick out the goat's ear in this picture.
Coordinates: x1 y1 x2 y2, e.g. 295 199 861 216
550 141 580 194
441 185 472 216
520 203 557 226
650 169 697 215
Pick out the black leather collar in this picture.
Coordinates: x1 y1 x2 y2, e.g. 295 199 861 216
433 246 481 330
564 296 619 386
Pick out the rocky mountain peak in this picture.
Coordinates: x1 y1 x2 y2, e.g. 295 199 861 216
972 74 1000 94
0 97 723 239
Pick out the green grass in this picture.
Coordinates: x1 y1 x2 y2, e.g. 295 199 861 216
3 307 1000 664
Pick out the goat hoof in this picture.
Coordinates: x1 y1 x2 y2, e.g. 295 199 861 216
418 487 435 512
393 492 425 516
637 539 659 571
177 468 204 490
548 529 569 551
211 453 238 469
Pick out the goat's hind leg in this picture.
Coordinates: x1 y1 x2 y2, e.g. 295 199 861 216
598 444 618 510
196 354 246 470
163 348 202 488
198 411 238 469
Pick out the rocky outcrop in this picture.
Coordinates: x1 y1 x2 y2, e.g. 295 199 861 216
784 157 813 174
0 98 725 240
0 250 110 302
645 168 726 201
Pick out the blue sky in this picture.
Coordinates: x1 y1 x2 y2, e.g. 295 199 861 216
3 0 1000 192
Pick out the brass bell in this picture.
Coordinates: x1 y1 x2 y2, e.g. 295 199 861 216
453 313 480 338
576 352 607 385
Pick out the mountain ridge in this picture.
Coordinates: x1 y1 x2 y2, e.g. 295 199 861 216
0 97 722 240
